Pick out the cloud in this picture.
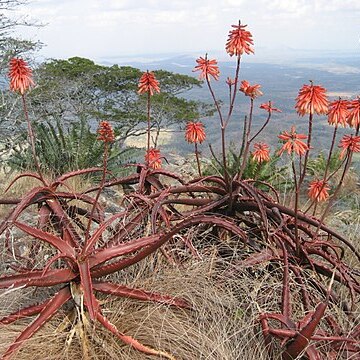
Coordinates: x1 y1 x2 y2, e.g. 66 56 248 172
8 0 359 60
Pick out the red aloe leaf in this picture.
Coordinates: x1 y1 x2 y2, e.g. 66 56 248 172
0 299 50 325
241 248 276 267
270 202 360 262
311 260 358 308
311 335 358 342
2 286 71 360
163 198 212 206
305 344 323 360
260 313 295 329
93 281 191 309
188 175 227 187
145 173 165 191
267 328 296 338
45 197 82 246
3 172 45 194
149 184 227 198
82 211 139 257
96 311 176 360
280 241 291 321
150 168 186 184
138 167 150 193
92 215 248 278
90 235 160 268
84 173 140 194
150 189 171 233
55 191 104 219
14 221 76 260
78 261 99 321
282 302 327 360
0 268 76 289
260 315 275 357
105 207 149 249
0 187 53 235
53 167 105 185
181 195 230 218
38 204 51 229
239 181 269 236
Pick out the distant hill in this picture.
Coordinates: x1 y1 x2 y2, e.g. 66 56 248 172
100 53 360 159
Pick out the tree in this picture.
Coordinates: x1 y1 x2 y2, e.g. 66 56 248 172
28 57 214 147
0 0 42 65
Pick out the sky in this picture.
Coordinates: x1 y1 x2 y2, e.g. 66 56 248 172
6 0 360 63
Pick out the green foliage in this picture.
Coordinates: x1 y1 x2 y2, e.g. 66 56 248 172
203 144 291 190
307 150 343 178
28 57 210 146
6 117 140 176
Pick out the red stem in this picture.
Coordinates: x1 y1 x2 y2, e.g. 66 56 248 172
84 142 109 245
205 77 229 187
238 98 254 179
292 159 301 257
304 125 339 214
146 91 151 162
300 112 313 185
21 94 46 185
224 54 241 127
194 142 202 176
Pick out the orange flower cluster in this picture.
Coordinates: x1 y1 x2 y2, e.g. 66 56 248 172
339 134 360 159
8 58 34 94
308 179 330 202
97 121 115 143
145 148 162 169
278 126 308 156
185 122 206 144
328 99 349 127
260 102 282 113
239 80 263 99
225 23 254 56
347 98 360 128
252 143 270 163
193 56 220 81
295 82 328 116
138 71 160 95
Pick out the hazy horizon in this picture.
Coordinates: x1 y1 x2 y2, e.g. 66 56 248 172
6 0 360 63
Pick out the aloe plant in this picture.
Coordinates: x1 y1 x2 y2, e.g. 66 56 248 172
5 117 140 176
1 21 359 360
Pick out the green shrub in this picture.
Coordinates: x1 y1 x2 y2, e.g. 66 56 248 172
203 145 291 191
5 117 141 176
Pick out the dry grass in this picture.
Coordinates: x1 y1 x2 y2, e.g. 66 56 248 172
1 240 358 360
0 170 359 360
0 256 269 360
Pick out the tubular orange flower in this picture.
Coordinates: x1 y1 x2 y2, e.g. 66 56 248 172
347 98 360 128
240 80 263 99
145 148 162 169
225 22 254 56
278 126 309 156
308 179 330 202
97 121 115 143
328 99 349 127
339 134 360 159
260 102 282 113
193 55 220 81
138 71 160 96
252 143 270 163
295 81 328 116
8 58 34 94
185 122 206 144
